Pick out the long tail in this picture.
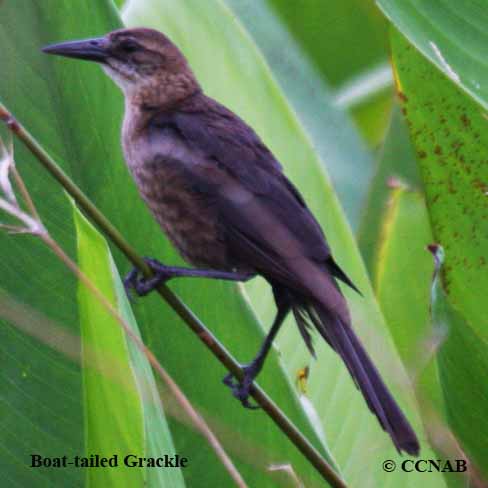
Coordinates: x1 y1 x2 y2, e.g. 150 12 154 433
297 300 420 456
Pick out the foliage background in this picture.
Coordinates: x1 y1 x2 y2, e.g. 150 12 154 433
0 0 486 487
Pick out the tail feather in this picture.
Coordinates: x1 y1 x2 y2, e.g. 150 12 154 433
304 301 420 456
292 306 315 357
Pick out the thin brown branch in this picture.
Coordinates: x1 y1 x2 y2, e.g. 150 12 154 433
11 165 41 221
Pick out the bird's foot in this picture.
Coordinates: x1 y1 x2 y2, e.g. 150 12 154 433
124 257 172 298
223 362 262 410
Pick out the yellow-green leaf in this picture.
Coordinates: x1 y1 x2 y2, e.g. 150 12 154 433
74 202 185 488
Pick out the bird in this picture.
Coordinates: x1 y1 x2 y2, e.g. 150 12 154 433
43 27 420 455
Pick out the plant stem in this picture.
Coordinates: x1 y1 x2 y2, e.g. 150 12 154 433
0 102 347 488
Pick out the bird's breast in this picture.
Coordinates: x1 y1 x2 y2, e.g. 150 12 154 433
123 133 232 270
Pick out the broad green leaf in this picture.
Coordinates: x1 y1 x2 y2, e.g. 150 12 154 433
358 104 421 275
0 1 121 485
0 2 336 487
373 188 469 488
268 0 388 87
391 28 488 483
430 246 488 483
225 0 375 227
378 0 488 110
74 203 185 488
391 29 488 342
345 81 394 148
374 187 434 370
267 0 393 146
372 188 462 487
124 0 444 485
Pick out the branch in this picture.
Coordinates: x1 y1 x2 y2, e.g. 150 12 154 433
0 101 346 488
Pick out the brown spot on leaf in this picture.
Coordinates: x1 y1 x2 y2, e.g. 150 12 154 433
447 180 457 194
434 145 443 155
460 113 471 127
417 150 427 159
451 140 460 149
397 91 408 103
473 178 488 193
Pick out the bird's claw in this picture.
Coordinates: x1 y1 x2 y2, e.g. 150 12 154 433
123 257 171 298
123 268 139 301
223 365 260 410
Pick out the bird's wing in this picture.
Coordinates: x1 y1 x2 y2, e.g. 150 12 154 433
150 95 357 293
153 94 282 193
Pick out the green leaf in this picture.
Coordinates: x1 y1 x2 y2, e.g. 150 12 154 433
429 246 488 482
391 29 488 342
391 27 488 483
268 0 388 88
0 1 121 485
373 187 470 488
73 202 185 488
378 0 488 109
346 83 394 148
266 0 393 146
358 104 421 274
372 188 459 483
374 187 434 369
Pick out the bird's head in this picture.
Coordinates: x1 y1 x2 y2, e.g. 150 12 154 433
43 28 199 107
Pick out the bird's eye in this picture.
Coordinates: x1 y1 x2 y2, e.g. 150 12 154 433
119 40 140 54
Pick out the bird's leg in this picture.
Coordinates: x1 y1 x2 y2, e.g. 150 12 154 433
124 257 255 297
223 303 290 409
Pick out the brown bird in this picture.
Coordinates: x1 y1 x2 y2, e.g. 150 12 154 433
43 27 419 455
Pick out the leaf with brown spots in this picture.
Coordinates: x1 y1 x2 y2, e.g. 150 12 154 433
392 29 488 340
392 28 488 481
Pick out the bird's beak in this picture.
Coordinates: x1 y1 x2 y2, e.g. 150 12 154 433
42 37 109 63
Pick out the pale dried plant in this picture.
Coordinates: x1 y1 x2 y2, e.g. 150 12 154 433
0 135 44 236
